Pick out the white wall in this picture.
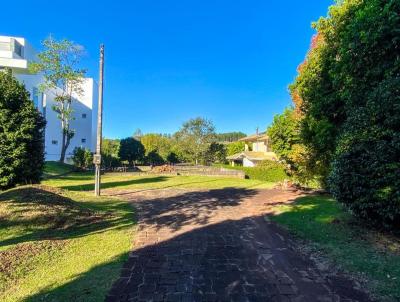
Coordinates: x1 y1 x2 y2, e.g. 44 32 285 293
45 79 98 161
252 141 267 152
243 158 256 167
0 35 98 162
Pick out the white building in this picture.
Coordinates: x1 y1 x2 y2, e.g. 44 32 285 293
0 36 98 162
226 132 277 167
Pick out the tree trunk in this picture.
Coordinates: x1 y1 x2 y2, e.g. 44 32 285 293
59 131 66 162
59 101 66 162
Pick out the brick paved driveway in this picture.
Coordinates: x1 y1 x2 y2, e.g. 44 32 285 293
105 187 371 302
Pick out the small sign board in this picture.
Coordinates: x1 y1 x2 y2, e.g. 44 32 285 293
93 154 102 165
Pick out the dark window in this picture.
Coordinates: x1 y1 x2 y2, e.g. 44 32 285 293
81 138 86 143
12 39 23 57
52 140 58 145
82 113 87 119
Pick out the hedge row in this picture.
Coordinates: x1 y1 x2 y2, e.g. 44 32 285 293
220 161 288 182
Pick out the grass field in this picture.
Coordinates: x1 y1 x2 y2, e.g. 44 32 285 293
0 163 275 301
270 195 400 301
42 172 276 191
42 161 75 178
7 163 399 300
0 182 135 301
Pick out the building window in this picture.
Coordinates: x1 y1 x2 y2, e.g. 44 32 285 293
82 113 87 119
12 39 23 58
81 138 86 143
52 140 58 145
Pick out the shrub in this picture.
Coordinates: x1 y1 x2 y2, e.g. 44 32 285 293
146 150 164 165
243 161 288 182
329 132 400 229
166 152 179 164
328 76 400 229
102 154 121 168
222 160 288 182
72 147 93 169
0 70 46 189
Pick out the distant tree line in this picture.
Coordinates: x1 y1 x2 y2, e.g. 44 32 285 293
100 118 249 167
215 132 246 142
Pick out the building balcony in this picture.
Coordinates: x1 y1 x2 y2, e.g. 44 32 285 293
0 36 28 70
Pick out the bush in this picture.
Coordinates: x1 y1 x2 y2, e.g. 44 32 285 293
146 150 165 165
102 154 121 168
329 137 400 229
166 152 179 164
243 161 288 182
72 147 93 169
222 160 288 182
0 70 46 189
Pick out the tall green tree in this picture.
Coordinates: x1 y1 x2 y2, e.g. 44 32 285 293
290 0 400 227
102 138 120 158
267 108 300 161
174 117 216 165
204 142 227 164
226 141 245 156
118 137 145 166
140 133 171 162
267 107 313 183
30 36 86 162
0 70 46 189
101 138 120 168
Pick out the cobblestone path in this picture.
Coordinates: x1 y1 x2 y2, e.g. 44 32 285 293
105 187 371 302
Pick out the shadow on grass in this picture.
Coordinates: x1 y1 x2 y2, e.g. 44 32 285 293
107 179 220 196
0 186 135 248
59 176 169 191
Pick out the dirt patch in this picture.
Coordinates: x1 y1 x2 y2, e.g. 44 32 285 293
0 240 67 291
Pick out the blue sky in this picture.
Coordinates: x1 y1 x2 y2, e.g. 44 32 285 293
2 0 333 138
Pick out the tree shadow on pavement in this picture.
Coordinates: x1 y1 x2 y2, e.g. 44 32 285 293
125 187 259 232
23 214 371 302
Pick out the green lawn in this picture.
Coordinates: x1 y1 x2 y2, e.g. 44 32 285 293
0 185 135 302
43 172 276 191
270 195 400 301
0 166 274 301
43 161 75 178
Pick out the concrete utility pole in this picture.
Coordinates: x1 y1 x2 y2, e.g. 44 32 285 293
94 44 105 196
